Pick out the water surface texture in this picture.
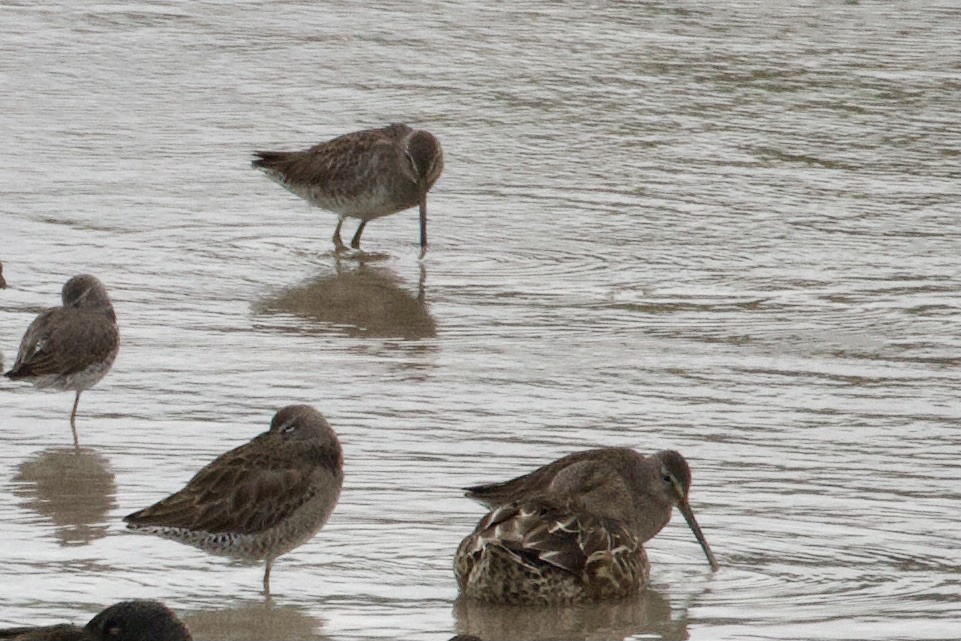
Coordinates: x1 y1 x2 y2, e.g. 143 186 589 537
1 2 960 640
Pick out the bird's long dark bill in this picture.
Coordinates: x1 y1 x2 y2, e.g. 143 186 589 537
419 195 428 249
678 500 719 571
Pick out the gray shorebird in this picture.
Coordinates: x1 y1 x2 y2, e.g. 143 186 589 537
124 405 344 595
4 274 120 448
454 448 718 604
0 261 7 288
0 600 191 641
252 123 444 253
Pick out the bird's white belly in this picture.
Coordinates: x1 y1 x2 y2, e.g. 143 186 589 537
305 186 412 220
29 362 112 392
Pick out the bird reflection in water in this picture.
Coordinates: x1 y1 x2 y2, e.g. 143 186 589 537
453 589 688 641
182 601 328 641
12 447 117 546
255 259 435 340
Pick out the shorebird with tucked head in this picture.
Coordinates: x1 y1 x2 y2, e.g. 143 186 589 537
454 447 718 604
124 405 344 596
0 600 191 641
4 274 120 449
253 123 444 254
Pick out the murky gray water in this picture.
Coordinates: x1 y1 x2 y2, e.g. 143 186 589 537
2 1 960 639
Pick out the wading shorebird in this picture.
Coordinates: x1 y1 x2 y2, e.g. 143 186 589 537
4 274 120 449
252 123 444 253
0 600 192 641
124 405 344 596
454 448 718 604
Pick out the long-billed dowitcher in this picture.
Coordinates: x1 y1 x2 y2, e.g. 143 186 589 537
124 405 344 595
0 600 192 641
4 274 120 449
252 123 444 253
454 448 718 604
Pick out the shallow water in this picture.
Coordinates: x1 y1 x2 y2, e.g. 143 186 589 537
1 1 960 640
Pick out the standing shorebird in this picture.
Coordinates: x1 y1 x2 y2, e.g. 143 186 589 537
0 600 192 641
252 123 444 253
454 448 718 604
4 274 120 449
124 405 344 595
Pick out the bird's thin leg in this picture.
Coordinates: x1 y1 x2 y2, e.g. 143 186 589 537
350 220 367 250
70 391 81 450
263 559 272 595
333 219 348 251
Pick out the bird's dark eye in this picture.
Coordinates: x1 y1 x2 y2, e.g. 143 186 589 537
662 474 672 483
282 423 297 434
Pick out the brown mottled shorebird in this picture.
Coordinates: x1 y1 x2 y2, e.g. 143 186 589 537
4 274 120 449
124 405 344 595
0 600 191 641
252 123 444 253
454 448 718 604
0 261 7 288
